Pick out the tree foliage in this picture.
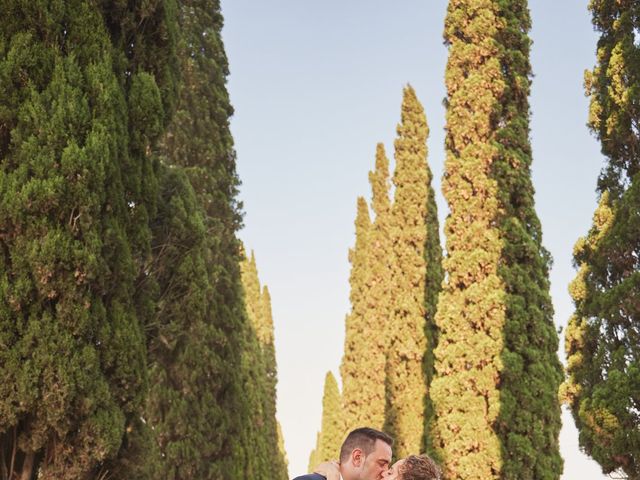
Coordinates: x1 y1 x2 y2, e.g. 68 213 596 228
143 0 272 478
0 0 175 477
241 251 288 480
563 1 640 477
340 144 392 434
431 1 562 478
385 86 442 458
340 196 376 432
309 372 343 471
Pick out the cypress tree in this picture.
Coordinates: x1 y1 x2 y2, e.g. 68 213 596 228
431 1 563 478
240 252 288 480
563 1 640 477
385 85 442 458
0 0 166 477
277 422 289 473
98 0 181 475
308 433 321 473
262 287 289 479
365 143 394 431
340 197 373 432
340 144 392 434
308 372 343 470
145 0 261 477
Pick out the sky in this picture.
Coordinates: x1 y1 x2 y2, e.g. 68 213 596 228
221 1 609 478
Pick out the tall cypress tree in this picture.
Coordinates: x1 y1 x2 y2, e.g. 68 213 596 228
340 144 392 434
431 1 562 478
241 252 288 480
364 143 394 431
385 85 442 458
308 372 343 470
340 197 373 433
0 0 166 477
277 421 289 473
145 0 258 477
563 1 640 477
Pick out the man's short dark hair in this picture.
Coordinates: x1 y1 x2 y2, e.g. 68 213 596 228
339 427 393 463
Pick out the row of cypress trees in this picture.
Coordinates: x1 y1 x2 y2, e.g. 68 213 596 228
310 84 444 466
0 1 287 479
311 1 567 479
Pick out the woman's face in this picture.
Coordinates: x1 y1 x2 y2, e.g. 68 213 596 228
381 458 405 480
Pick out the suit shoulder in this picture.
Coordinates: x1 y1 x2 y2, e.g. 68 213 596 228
292 474 326 480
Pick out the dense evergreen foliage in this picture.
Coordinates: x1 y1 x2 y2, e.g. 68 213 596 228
308 371 343 470
0 1 287 478
340 196 375 432
336 87 441 461
564 1 640 477
143 165 214 479
145 0 279 478
340 145 392 434
430 1 563 478
385 86 442 458
241 251 288 480
0 0 176 477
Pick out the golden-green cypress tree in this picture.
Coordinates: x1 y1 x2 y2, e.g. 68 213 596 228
385 85 442 458
563 1 640 477
308 434 320 473
277 422 289 473
364 144 394 430
340 197 373 432
241 252 288 480
431 1 562 478
340 144 392 435
308 372 343 470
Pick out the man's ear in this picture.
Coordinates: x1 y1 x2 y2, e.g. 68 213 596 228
351 448 364 467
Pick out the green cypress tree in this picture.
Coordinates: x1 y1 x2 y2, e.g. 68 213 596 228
385 85 442 458
240 252 288 480
340 197 373 432
309 372 343 470
0 1 158 477
277 421 289 473
261 286 289 479
97 1 181 475
239 249 268 479
431 1 562 478
145 1 259 477
563 1 640 477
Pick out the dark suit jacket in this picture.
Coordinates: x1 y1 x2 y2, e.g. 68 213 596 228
292 474 326 480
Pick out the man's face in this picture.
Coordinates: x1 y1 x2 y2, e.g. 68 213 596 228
357 439 392 480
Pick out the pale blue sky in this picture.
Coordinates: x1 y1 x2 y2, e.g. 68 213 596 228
221 1 608 477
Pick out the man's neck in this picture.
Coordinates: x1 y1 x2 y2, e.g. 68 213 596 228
339 466 354 480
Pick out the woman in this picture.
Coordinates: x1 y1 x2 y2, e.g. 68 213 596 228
314 454 441 480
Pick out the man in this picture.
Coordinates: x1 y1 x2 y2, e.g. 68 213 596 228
293 427 393 480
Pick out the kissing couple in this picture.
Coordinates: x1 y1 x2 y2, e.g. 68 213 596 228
293 427 441 480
